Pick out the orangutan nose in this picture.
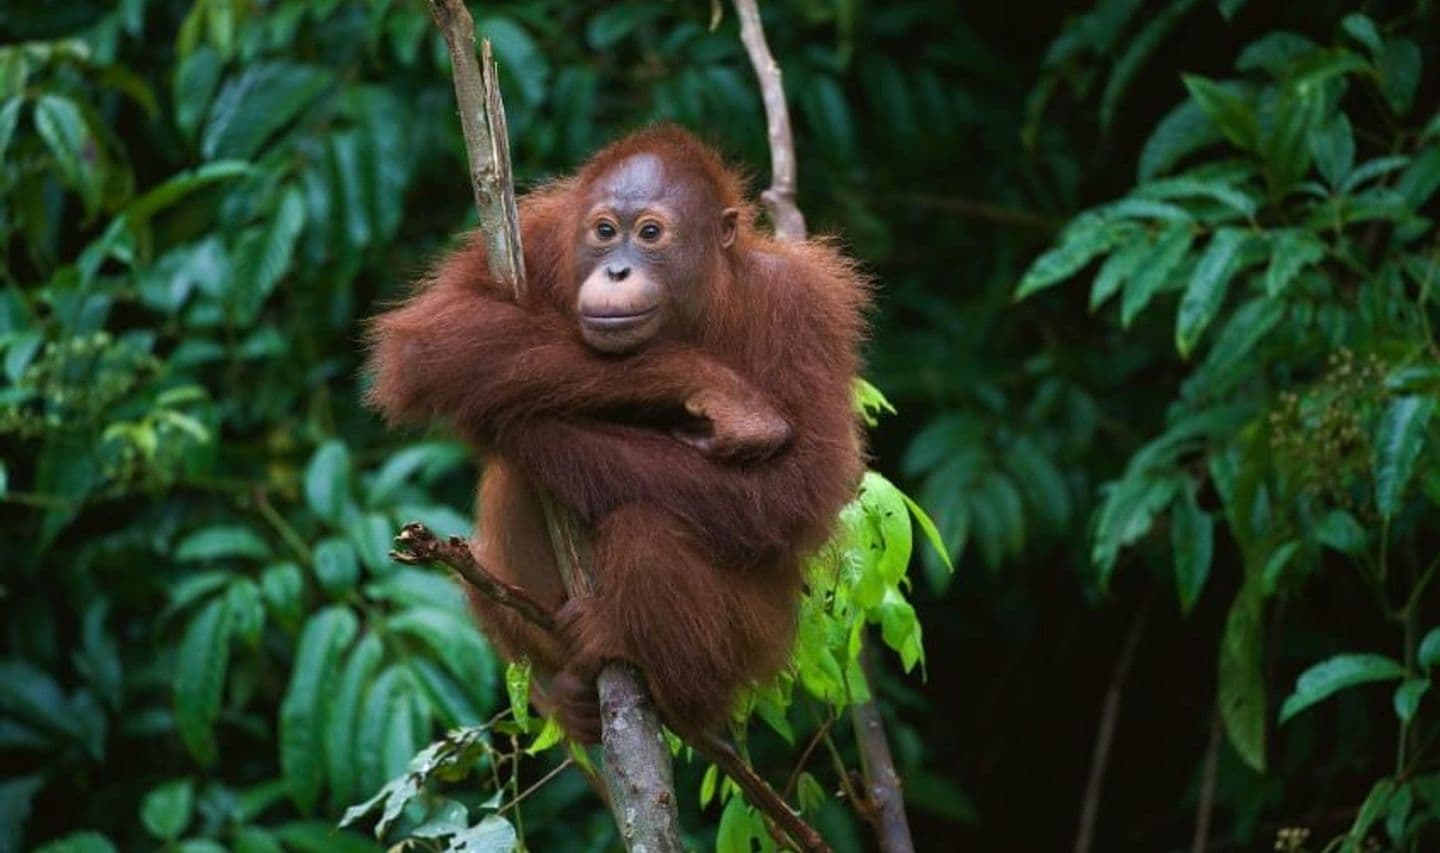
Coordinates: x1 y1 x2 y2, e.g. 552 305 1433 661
606 265 630 282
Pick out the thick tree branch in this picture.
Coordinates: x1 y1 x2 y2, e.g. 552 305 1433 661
421 2 677 849
731 2 916 850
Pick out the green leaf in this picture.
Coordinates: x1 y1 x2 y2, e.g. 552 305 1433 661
260 562 304 628
1279 653 1406 723
305 440 352 524
1397 146 1440 209
1121 223 1193 327
226 579 265 647
1098 0 1198 132
174 46 221 139
0 97 22 165
1182 75 1256 151
1377 38 1421 114
716 797 752 853
1004 438 1071 527
1218 578 1266 772
1314 509 1366 555
585 5 666 50
1340 14 1383 58
1394 678 1428 723
1171 481 1213 615
177 525 271 562
1235 32 1318 75
1139 99 1224 180
1258 85 1323 192
1176 228 1248 357
232 187 306 321
1373 396 1435 519
140 779 194 841
33 833 118 853
1016 217 1125 299
1263 229 1325 297
1089 234 1151 311
123 160 251 226
233 827 284 853
1348 779 1397 847
174 597 231 766
1309 113 1354 188
1419 627 1440 669
448 816 517 853
1093 473 1183 586
34 93 103 214
313 537 360 597
326 632 382 810
280 606 359 813
202 62 331 159
1259 540 1301 597
476 18 549 107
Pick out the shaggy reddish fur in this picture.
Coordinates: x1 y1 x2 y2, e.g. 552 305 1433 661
366 126 869 738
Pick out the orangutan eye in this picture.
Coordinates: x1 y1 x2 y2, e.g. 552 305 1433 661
638 222 662 242
595 221 617 240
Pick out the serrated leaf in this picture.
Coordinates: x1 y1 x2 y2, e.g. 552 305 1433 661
280 606 358 813
202 62 331 159
1098 0 1197 132
1090 234 1151 311
1182 75 1257 151
174 597 231 766
34 93 103 214
1218 578 1266 771
1279 653 1406 723
1373 396 1435 519
232 187 305 321
140 779 194 841
1139 99 1225 180
1016 217 1124 299
1121 223 1193 327
448 816 517 853
1177 228 1248 357
177 525 271 562
1263 229 1325 297
1171 481 1213 615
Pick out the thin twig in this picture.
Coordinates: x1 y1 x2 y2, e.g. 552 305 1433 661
497 756 575 816
1074 592 1154 853
781 714 837 801
732 0 805 240
390 522 554 631
1190 713 1221 853
695 732 832 853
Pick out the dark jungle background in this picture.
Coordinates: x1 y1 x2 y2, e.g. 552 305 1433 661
3 0 1439 851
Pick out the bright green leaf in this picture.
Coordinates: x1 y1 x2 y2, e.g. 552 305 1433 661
1279 653 1406 723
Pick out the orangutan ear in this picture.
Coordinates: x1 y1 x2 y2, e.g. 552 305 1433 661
720 207 739 248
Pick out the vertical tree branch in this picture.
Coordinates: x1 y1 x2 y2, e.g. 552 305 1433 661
732 0 806 241
1074 592 1153 853
422 2 680 849
730 2 914 850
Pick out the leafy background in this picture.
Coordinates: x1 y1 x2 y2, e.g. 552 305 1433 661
2 0 1439 851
